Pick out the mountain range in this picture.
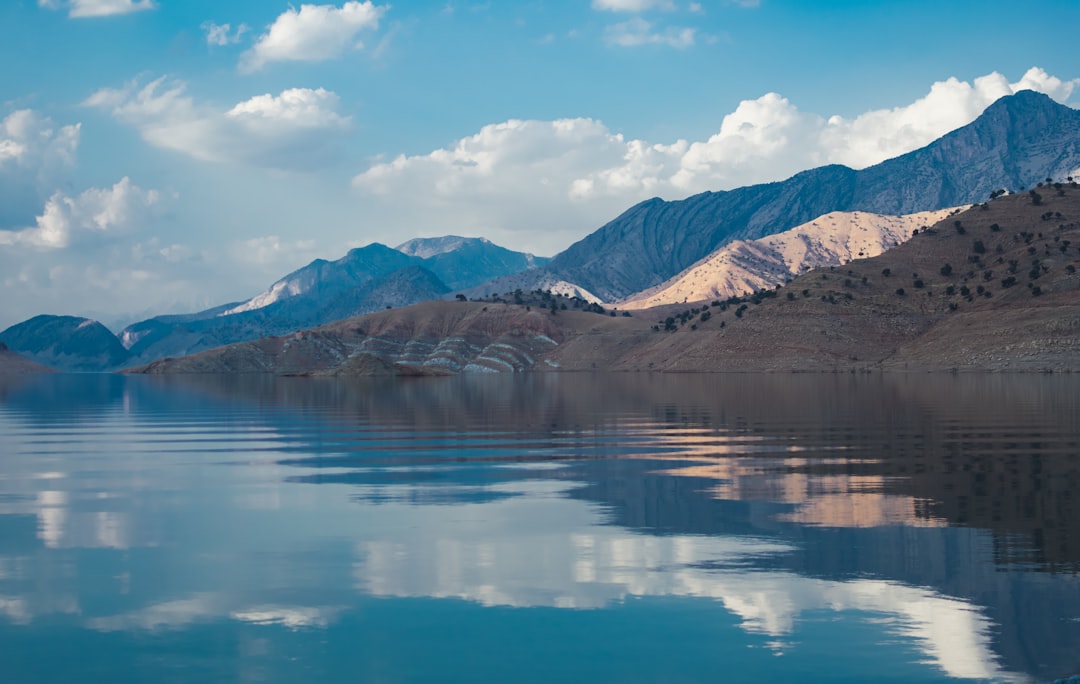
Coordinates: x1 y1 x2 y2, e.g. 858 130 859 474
3 90 1080 373
133 186 1080 375
547 90 1080 300
1 238 547 371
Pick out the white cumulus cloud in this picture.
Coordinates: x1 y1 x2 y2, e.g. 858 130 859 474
84 77 351 170
0 178 160 249
352 67 1080 256
0 109 81 230
39 0 156 18
0 109 79 176
240 1 388 73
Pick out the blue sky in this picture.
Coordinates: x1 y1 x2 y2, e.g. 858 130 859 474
1 0 1078 329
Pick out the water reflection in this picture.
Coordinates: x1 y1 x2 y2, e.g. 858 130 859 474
0 373 1078 682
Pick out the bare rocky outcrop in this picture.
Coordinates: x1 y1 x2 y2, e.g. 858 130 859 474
619 207 965 309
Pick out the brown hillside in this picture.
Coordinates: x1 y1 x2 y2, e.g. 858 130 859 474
133 299 653 375
0 343 54 374
546 185 1080 372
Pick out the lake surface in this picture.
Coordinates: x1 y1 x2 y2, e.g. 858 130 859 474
0 372 1078 683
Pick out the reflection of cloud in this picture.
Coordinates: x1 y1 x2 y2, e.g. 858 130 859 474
351 480 1022 682
232 605 343 629
88 594 219 632
87 594 345 633
0 595 31 625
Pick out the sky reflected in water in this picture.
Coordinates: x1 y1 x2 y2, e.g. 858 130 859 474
0 373 1078 683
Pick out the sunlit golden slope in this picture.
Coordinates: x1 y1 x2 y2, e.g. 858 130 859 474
619 207 966 309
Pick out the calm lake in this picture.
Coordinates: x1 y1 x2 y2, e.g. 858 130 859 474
0 372 1077 683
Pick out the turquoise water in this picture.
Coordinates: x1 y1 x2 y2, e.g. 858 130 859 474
0 373 1078 683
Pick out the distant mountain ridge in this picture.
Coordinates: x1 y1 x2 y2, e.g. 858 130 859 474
1 237 547 371
0 315 129 372
548 90 1080 300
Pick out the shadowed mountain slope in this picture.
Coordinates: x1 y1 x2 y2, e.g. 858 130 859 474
548 91 1080 300
0 316 129 372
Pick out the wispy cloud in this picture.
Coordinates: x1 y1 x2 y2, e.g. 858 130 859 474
38 0 156 19
591 0 676 11
201 21 249 47
239 1 388 73
604 17 695 47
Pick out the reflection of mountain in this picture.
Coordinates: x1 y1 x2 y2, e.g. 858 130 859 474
352 484 1021 682
135 372 1080 679
2 374 1080 681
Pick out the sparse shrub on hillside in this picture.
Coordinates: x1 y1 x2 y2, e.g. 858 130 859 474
1066 265 1076 275
954 221 966 235
895 288 905 296
972 240 986 254
940 264 953 276
1001 276 1017 288
990 223 1001 232
881 268 891 277
1030 190 1043 206
913 279 924 289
